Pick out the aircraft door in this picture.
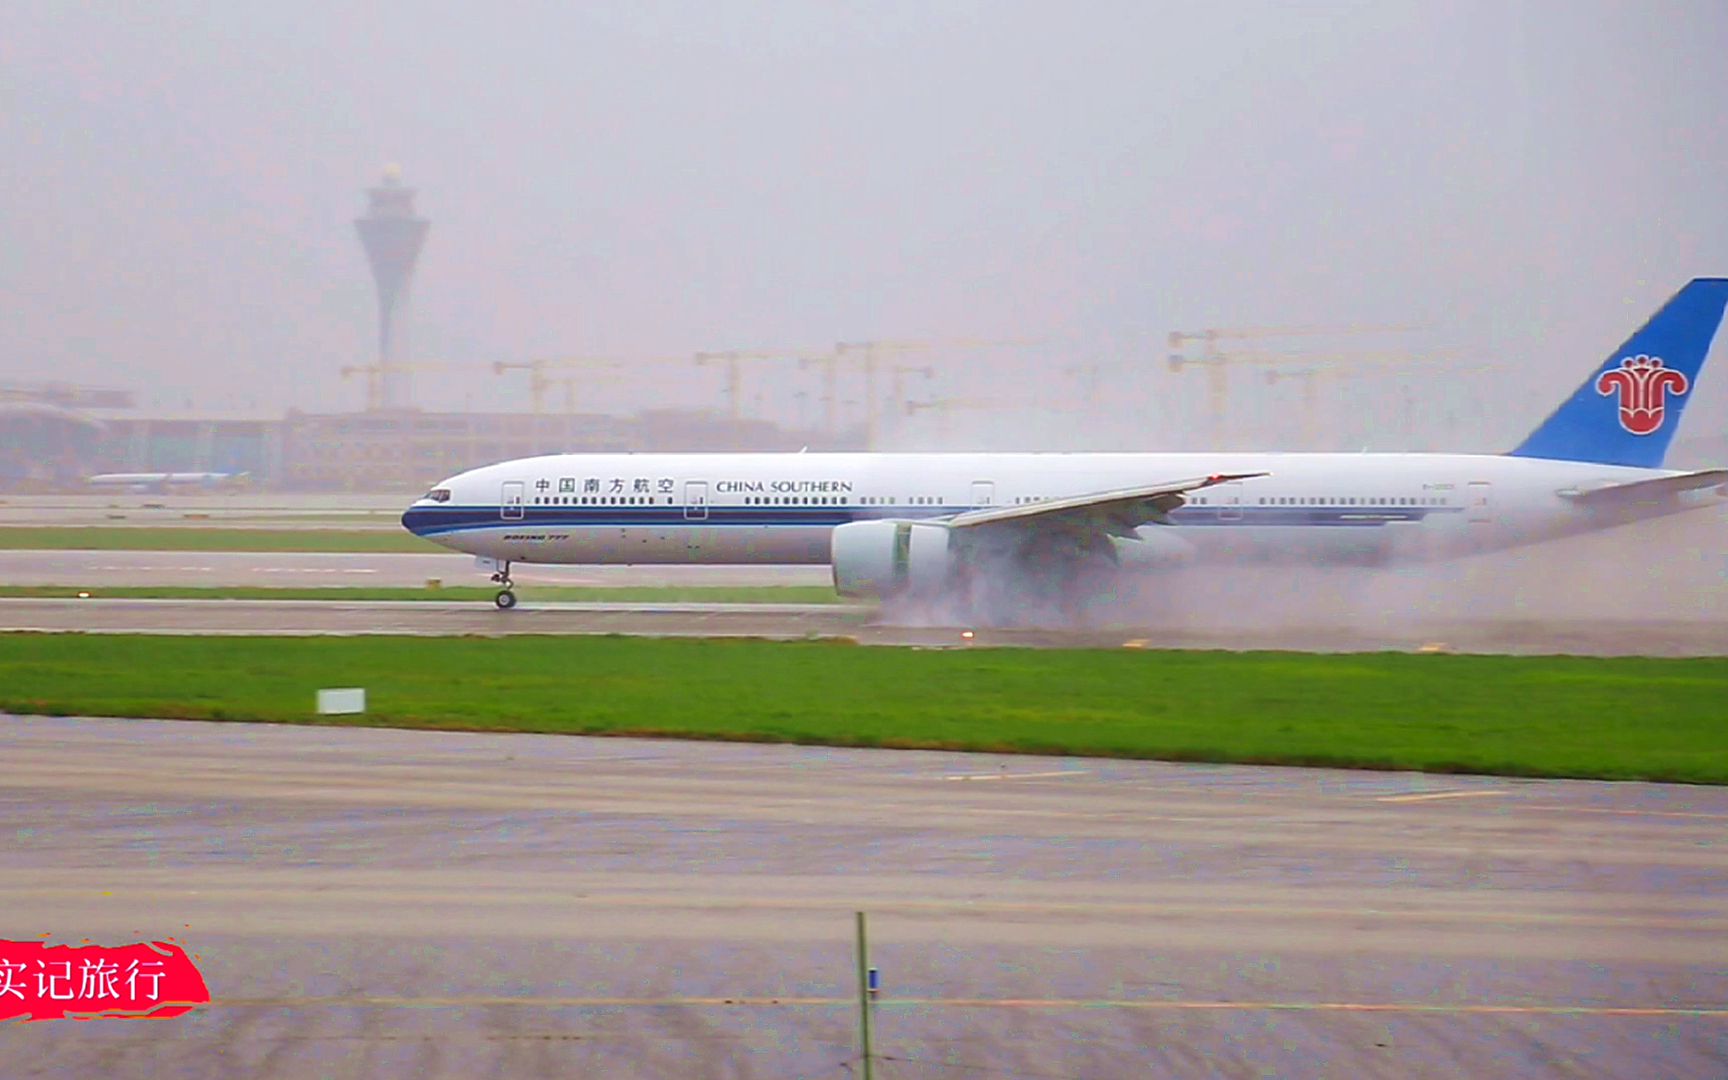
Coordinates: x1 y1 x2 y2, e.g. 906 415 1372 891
1467 480 1492 524
970 481 995 508
683 480 709 521
1219 481 1243 522
501 481 525 521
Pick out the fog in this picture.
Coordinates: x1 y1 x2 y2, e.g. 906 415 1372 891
880 503 1728 638
5 1 1728 454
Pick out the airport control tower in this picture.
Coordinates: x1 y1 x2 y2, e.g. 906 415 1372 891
354 165 429 411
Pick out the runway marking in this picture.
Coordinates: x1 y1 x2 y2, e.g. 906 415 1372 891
1377 790 1507 803
256 567 378 574
204 995 1728 1018
1521 805 1728 821
943 770 1090 782
93 565 214 572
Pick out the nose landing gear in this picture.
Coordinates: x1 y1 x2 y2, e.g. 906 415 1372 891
490 561 517 610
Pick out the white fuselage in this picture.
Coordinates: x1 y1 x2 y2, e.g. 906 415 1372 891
401 451 1714 569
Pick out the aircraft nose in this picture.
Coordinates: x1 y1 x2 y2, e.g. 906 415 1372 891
401 504 433 538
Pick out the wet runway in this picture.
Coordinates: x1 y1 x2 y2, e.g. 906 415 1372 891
0 549 829 589
0 716 1723 1078
3 595 1726 655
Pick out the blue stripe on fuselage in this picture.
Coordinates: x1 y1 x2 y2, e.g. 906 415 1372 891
400 504 1450 538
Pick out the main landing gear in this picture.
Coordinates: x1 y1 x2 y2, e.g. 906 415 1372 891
490 561 517 610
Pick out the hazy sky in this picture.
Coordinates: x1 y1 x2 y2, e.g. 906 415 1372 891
5 1 1728 449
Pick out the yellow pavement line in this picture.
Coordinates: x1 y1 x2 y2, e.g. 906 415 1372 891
1378 790 1507 803
943 770 1090 782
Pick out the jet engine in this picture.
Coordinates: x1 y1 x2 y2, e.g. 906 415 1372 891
830 520 956 598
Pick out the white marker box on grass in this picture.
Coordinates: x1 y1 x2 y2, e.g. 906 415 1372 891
316 688 366 715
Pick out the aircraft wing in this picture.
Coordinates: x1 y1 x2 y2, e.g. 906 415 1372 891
944 472 1269 538
1558 468 1728 507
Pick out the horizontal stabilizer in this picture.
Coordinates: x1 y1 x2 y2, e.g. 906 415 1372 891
1558 469 1728 506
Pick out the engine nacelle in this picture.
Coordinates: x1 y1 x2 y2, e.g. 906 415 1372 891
830 520 955 598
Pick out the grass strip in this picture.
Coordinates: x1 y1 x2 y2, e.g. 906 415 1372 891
0 527 440 553
0 585 845 604
1 634 1724 783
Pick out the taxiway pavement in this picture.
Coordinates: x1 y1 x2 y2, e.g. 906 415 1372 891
0 492 408 527
0 716 1723 1078
3 595 1726 654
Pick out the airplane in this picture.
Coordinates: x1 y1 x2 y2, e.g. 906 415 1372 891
402 279 1728 616
87 471 250 494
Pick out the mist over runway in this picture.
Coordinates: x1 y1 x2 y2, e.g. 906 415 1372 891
2 491 1720 652
1 716 1723 1080
3 501 1724 654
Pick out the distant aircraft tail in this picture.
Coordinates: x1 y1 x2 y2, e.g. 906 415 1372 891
1508 278 1728 468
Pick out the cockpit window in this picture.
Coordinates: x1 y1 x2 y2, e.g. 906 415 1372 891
424 488 452 503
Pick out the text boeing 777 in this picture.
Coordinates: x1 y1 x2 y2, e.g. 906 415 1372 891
402 279 1728 612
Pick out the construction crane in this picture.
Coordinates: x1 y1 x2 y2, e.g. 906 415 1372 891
1165 324 1423 447
796 351 843 435
834 339 1033 448
902 394 1060 441
1264 358 1497 450
1249 350 1453 446
1060 336 1155 414
889 364 934 416
694 350 770 423
492 356 684 414
340 361 453 412
694 348 840 424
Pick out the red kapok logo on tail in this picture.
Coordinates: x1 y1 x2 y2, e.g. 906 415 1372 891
0 940 210 1023
1597 354 1689 435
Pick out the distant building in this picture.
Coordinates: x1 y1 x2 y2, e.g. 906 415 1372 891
0 402 107 489
0 383 131 490
66 408 862 494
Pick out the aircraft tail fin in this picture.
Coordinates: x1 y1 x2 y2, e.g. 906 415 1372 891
1508 278 1728 468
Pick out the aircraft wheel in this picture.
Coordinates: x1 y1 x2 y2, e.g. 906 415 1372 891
494 589 518 610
